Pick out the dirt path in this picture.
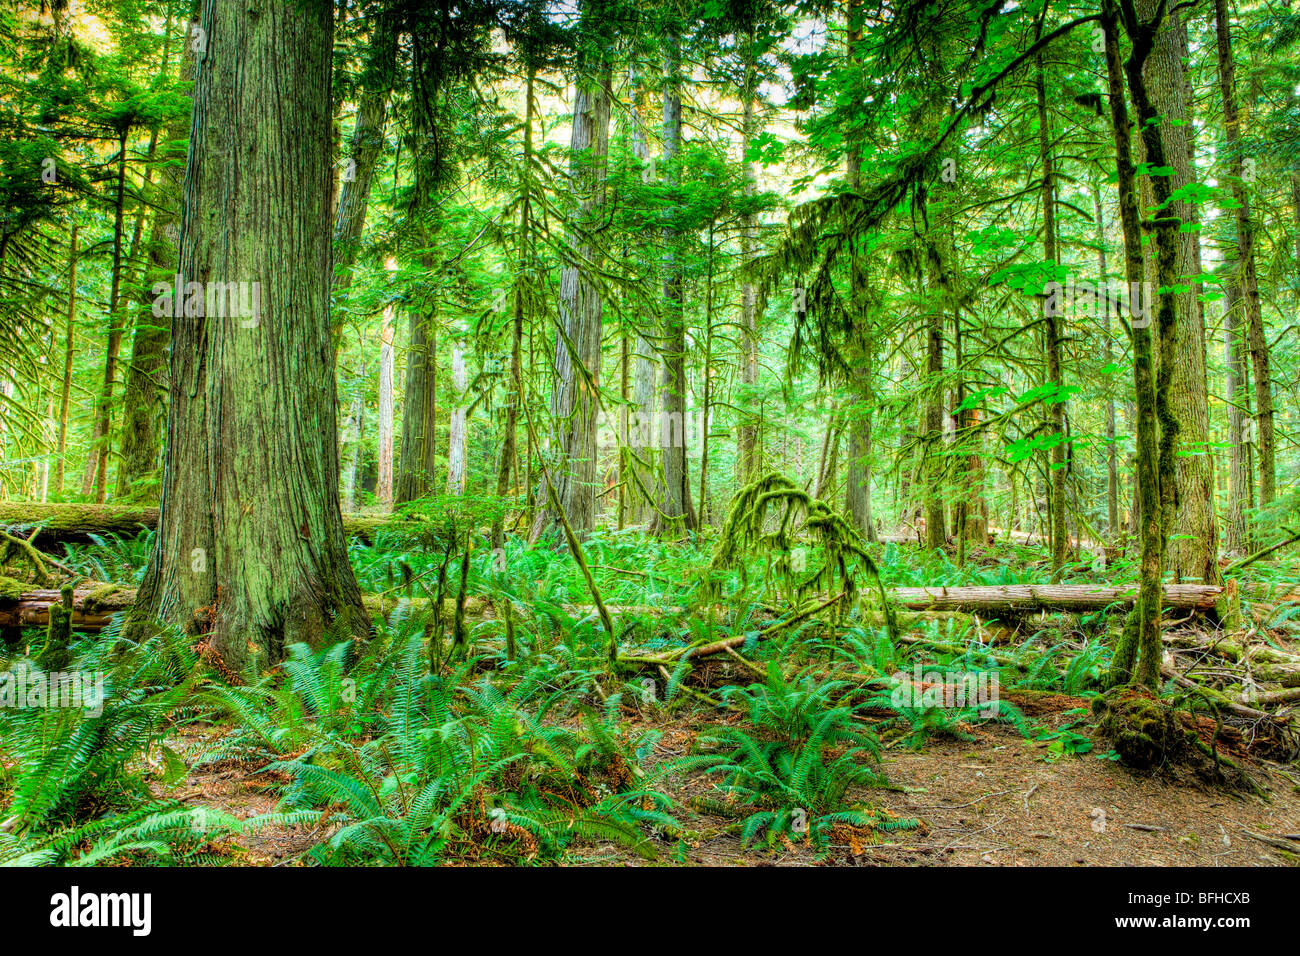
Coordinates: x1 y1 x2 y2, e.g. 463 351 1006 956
867 725 1300 866
588 713 1300 867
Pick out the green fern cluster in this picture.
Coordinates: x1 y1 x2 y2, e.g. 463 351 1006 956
673 663 887 852
0 620 201 836
2 803 241 866
235 636 674 865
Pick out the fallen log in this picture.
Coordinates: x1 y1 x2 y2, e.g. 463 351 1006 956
1 581 1226 632
0 584 479 632
889 583 1221 612
0 503 390 546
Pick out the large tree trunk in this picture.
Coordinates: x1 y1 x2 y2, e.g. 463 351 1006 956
921 259 946 551
394 39 443 506
395 307 437 504
1103 0 1183 688
622 62 661 525
53 225 77 497
1092 184 1120 544
953 312 986 546
1138 7 1218 585
492 67 535 548
529 45 613 541
1214 0 1273 513
735 47 761 487
125 0 365 672
376 297 395 508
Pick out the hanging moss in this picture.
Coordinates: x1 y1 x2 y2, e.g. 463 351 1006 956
708 471 897 641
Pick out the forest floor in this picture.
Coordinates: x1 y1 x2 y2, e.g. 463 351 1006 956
10 526 1300 868
156 688 1300 867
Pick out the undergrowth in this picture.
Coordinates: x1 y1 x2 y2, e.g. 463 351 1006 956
5 513 1276 866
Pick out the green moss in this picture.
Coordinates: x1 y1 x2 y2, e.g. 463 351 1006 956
1106 607 1140 687
0 575 26 602
37 585 74 671
83 583 132 612
1093 686 1251 789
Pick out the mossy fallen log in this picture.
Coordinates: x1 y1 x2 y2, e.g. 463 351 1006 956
0 503 389 546
0 584 692 632
0 585 463 632
0 582 1227 632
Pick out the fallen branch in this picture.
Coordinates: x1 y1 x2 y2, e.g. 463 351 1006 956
1159 663 1279 722
1222 528 1300 575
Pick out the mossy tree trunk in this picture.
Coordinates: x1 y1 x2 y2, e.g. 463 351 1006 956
735 42 762 488
1036 56 1068 582
1102 0 1182 689
1214 0 1273 513
624 62 662 525
1137 3 1218 586
921 249 946 551
1222 275 1250 554
127 0 366 673
492 66 536 548
394 37 444 507
1091 183 1120 545
842 10 878 544
53 225 77 497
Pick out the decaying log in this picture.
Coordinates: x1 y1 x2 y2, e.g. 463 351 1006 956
888 583 1221 613
0 503 389 546
1 581 1227 633
0 583 135 631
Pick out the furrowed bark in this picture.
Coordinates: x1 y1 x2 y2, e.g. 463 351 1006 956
1214 0 1273 511
1036 55 1068 581
124 0 366 673
1137 4 1218 585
